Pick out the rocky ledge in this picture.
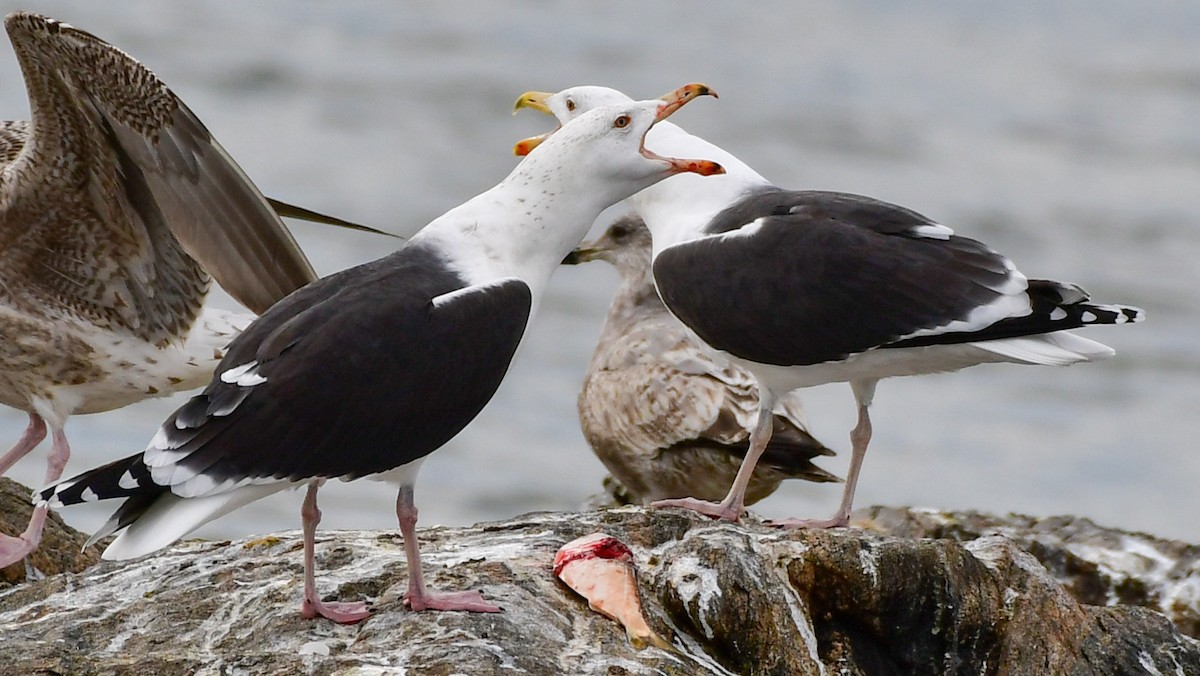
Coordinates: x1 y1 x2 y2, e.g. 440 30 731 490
1 476 1198 675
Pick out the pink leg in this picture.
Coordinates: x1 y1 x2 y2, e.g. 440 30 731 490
0 423 65 568
298 481 371 624
0 413 47 475
398 484 500 612
652 389 778 522
771 379 877 529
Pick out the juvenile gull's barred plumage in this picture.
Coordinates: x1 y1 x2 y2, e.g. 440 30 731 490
0 11 352 568
565 215 838 506
40 86 723 623
516 84 1143 528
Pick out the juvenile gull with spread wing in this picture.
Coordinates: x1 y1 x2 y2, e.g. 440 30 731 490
0 12 352 567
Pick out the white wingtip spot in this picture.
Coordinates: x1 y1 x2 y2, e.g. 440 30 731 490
1050 307 1068 321
81 487 99 502
30 486 51 506
119 470 139 490
1080 311 1098 323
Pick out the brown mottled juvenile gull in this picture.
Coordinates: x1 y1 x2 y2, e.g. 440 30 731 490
566 215 838 507
0 11 338 567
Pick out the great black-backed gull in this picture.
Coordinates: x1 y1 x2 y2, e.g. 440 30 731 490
564 214 838 506
0 12 385 568
38 86 723 623
517 85 1143 528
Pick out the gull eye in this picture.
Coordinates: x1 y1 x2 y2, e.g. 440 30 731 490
613 114 630 129
565 99 576 112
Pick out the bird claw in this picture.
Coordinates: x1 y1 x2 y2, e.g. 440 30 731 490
405 589 501 613
650 497 743 522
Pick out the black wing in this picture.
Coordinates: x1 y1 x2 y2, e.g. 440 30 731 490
149 246 532 487
655 190 1017 366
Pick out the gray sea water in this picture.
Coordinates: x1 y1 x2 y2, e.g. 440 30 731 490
1 1 1197 542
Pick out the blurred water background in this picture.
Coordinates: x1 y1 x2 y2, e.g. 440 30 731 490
1 1 1196 541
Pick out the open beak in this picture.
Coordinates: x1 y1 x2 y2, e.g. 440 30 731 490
655 83 717 121
513 91 552 115
513 131 552 157
513 82 724 180
514 83 719 156
513 90 557 156
642 83 723 176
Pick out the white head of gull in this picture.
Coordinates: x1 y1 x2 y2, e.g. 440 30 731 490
37 85 723 623
0 11 348 568
518 84 1144 528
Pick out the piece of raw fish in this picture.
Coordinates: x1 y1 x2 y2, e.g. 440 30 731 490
554 532 671 650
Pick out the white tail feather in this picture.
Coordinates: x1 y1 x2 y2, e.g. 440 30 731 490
973 332 1115 366
100 482 291 560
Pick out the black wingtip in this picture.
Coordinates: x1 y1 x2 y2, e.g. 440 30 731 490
38 452 160 508
266 198 402 239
